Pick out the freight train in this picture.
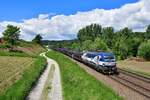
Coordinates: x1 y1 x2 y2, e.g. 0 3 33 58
56 48 118 74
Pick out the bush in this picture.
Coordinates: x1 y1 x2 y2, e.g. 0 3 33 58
0 44 10 49
138 40 150 60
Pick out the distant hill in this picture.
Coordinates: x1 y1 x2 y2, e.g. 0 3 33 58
42 39 77 48
0 40 46 57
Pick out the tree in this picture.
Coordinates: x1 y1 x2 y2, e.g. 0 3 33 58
82 40 93 50
75 24 147 60
3 25 20 47
112 36 129 60
129 37 142 57
77 24 102 42
32 34 42 44
145 25 150 39
138 40 150 60
111 28 134 59
102 27 114 48
119 27 133 39
91 38 108 51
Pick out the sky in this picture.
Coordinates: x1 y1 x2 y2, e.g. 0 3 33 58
0 0 138 21
0 0 150 40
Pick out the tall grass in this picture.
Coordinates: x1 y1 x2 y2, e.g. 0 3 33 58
0 56 47 100
46 51 122 100
0 56 34 94
0 51 31 57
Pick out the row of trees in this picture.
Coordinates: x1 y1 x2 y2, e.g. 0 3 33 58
4 23 147 60
71 24 150 60
1 25 43 50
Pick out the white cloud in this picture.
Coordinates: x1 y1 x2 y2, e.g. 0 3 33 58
0 0 150 40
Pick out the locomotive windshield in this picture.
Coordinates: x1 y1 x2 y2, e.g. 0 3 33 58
104 55 114 59
101 55 115 62
86 53 97 58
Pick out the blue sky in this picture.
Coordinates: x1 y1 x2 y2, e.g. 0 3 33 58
0 0 138 21
0 0 149 41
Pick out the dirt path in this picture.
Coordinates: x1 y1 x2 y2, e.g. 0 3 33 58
27 52 63 100
48 58 63 100
70 58 149 100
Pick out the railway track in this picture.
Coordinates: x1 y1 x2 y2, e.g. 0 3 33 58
110 73 150 98
113 69 150 98
118 68 150 83
56 49 150 99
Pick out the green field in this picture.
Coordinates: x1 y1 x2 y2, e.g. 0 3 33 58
0 51 30 57
0 56 47 100
46 51 122 100
0 56 34 94
0 41 47 100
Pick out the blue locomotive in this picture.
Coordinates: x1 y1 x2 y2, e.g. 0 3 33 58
81 52 118 74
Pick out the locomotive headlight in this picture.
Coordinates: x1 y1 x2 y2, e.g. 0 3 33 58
102 63 105 66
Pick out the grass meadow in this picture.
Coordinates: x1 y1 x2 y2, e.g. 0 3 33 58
46 51 122 100
0 56 47 100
